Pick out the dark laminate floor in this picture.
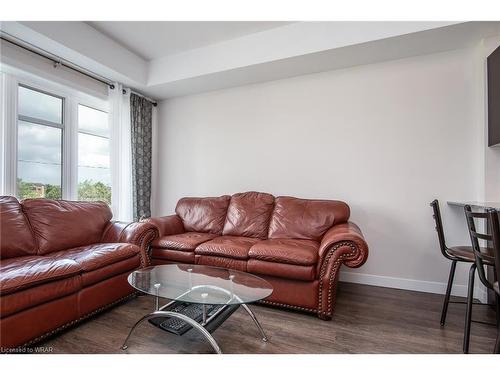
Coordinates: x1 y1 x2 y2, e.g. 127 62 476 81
41 282 498 354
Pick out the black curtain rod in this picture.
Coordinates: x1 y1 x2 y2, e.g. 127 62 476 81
1 32 159 107
1 33 116 89
122 88 158 107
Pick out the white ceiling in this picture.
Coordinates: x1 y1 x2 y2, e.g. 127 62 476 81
3 22 500 100
87 21 291 60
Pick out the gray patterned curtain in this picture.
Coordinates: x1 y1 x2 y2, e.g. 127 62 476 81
130 93 153 221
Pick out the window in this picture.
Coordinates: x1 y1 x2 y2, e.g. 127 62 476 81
0 70 113 210
17 86 64 199
77 105 111 204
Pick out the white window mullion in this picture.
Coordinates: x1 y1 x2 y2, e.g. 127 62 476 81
60 97 69 200
67 98 78 200
1 73 19 196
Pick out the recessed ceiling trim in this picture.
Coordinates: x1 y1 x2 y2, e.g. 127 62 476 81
87 21 293 60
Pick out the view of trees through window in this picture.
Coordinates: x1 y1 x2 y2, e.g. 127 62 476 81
17 178 111 204
77 180 111 204
17 178 61 200
16 86 111 205
77 104 111 204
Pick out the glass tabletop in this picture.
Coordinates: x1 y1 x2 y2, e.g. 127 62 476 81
128 264 273 305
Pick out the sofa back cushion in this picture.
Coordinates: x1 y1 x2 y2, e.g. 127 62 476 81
22 199 113 254
268 196 350 241
223 192 275 239
175 196 231 234
0 196 37 259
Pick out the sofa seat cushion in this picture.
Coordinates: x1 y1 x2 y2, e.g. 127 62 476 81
1 276 81 317
195 254 248 272
52 243 140 272
195 236 260 260
49 243 141 287
248 239 319 266
152 232 217 251
247 259 316 281
0 256 81 295
151 248 196 264
79 256 140 287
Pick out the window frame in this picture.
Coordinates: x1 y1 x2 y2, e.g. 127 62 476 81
17 84 65 200
18 84 65 128
0 68 116 213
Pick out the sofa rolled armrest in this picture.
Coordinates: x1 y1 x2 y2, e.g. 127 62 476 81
318 222 369 269
143 215 185 237
101 221 159 267
316 222 369 319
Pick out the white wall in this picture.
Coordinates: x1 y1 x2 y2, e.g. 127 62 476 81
155 46 492 297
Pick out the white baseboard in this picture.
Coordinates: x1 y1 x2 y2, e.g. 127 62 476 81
339 271 488 303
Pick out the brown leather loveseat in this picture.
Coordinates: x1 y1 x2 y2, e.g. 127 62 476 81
146 192 368 320
0 196 158 350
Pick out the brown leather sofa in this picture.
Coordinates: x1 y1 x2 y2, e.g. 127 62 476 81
0 196 158 349
146 192 368 320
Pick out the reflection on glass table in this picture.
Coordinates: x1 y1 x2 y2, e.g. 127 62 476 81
122 264 273 354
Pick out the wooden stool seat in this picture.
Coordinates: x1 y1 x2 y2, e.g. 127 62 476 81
448 246 496 265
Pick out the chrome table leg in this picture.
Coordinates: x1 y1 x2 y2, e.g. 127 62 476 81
121 311 222 354
154 283 161 311
241 304 268 342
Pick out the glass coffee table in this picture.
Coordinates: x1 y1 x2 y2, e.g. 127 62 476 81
122 264 273 354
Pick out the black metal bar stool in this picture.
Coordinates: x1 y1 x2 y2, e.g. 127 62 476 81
430 200 496 353
488 209 500 354
464 205 499 354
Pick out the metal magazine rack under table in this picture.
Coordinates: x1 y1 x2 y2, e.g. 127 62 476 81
122 264 273 354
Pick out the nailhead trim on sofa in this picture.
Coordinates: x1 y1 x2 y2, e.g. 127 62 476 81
317 241 357 320
259 299 318 314
117 223 158 268
134 229 157 267
256 242 359 319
